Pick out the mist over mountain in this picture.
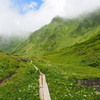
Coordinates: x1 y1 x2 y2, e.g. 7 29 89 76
9 9 100 57
0 0 100 38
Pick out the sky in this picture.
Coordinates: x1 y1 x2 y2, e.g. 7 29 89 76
0 0 100 37
10 0 43 14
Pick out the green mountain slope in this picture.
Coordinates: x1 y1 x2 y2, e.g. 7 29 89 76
45 32 100 68
0 9 100 100
0 51 40 99
0 36 24 54
0 52 21 81
33 32 100 100
11 10 100 57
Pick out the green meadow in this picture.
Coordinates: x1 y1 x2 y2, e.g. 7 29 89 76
0 9 100 100
33 59 100 100
0 52 40 100
32 32 100 100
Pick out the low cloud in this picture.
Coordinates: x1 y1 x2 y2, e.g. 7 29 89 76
0 0 100 37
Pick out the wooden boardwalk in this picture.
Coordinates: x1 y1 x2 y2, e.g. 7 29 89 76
32 61 51 100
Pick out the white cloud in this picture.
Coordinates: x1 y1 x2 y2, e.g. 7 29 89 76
0 0 100 37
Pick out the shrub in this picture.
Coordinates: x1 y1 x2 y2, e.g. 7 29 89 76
88 61 100 67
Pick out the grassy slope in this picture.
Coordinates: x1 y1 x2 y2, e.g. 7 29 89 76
0 9 100 100
0 37 24 54
11 10 100 57
0 52 40 100
33 60 100 100
0 52 21 81
45 31 100 68
33 32 100 100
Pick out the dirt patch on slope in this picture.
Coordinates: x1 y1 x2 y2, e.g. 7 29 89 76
76 80 100 91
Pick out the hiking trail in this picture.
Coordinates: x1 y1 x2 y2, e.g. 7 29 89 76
31 60 51 100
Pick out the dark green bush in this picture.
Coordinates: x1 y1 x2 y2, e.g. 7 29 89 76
88 61 100 67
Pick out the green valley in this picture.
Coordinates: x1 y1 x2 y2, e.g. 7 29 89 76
11 10 100 57
32 31 100 100
0 9 100 100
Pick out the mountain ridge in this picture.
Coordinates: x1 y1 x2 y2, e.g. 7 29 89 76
10 9 100 57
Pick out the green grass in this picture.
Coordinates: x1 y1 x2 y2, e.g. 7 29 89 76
33 60 100 100
31 32 100 99
0 52 40 100
45 32 100 68
0 9 100 100
0 52 21 81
